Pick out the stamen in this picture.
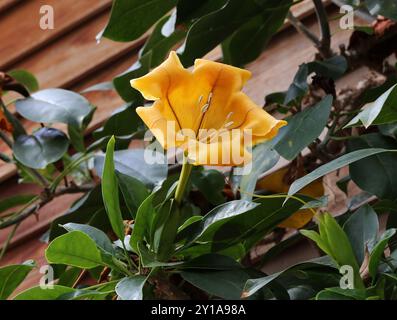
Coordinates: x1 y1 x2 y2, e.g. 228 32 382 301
224 121 234 128
226 112 233 121
197 95 203 105
201 103 209 114
207 92 213 104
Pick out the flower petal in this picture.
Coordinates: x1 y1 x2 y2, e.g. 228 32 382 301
186 131 252 166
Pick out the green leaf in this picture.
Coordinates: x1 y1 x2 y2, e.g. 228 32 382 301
181 269 258 300
137 242 183 267
46 231 103 269
115 276 146 300
95 148 168 188
221 0 292 66
48 185 106 241
113 54 151 102
316 287 367 300
101 136 125 240
365 0 397 20
235 141 279 201
191 168 225 205
93 103 142 140
284 56 347 104
301 213 364 290
213 195 314 251
346 84 397 128
242 256 337 298
67 124 85 153
343 204 379 264
14 285 75 300
176 0 227 23
8 69 39 93
369 229 397 280
0 260 35 300
287 148 395 198
13 127 69 169
130 193 156 252
15 89 92 127
178 0 261 66
0 194 36 213
81 81 114 93
284 64 309 104
275 95 333 160
179 253 241 270
179 200 259 244
102 0 177 42
348 133 397 200
140 15 186 68
116 171 149 218
62 223 115 254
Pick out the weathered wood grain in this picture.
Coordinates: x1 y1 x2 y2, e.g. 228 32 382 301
0 0 112 69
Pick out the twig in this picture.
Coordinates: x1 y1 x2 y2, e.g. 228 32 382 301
313 0 333 58
287 11 322 48
0 222 19 261
0 183 96 229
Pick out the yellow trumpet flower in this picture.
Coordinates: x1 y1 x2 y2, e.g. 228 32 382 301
131 51 286 166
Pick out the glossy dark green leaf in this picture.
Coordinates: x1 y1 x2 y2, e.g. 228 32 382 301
113 54 151 102
275 95 333 160
102 0 177 42
137 242 183 267
347 84 397 128
93 103 142 140
153 200 181 261
46 231 104 269
343 204 379 264
62 223 115 254
13 127 69 169
179 200 259 244
242 256 336 297
95 148 168 188
8 69 39 93
0 260 35 300
181 269 258 300
115 276 146 300
369 229 397 280
116 171 149 218
316 287 366 300
176 0 227 24
130 193 156 252
15 89 92 127
209 195 314 252
179 253 241 270
101 136 125 240
348 133 397 200
14 285 75 300
222 0 292 66
236 141 280 201
178 0 261 66
191 168 225 205
140 15 186 68
287 148 394 198
284 56 347 104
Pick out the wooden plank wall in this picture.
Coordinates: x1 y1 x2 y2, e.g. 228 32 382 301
0 0 367 294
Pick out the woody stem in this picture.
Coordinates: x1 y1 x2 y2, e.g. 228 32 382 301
174 154 193 206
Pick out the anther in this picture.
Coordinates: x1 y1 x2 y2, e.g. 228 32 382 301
224 121 234 128
201 103 209 113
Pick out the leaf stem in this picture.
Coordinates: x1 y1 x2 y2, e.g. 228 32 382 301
174 155 193 206
287 11 321 48
313 0 332 58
